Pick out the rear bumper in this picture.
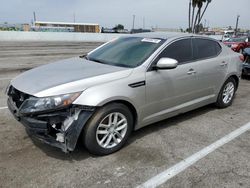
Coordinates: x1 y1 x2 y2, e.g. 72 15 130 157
7 98 94 152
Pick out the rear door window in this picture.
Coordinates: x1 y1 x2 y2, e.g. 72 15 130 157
193 38 221 60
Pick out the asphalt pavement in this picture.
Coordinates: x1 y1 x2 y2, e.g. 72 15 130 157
0 42 250 188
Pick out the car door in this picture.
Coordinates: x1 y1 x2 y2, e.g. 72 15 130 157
192 38 227 96
142 38 201 125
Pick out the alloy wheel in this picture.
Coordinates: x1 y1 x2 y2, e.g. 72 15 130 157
96 112 128 149
222 82 235 104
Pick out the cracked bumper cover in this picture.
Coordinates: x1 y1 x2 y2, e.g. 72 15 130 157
7 98 94 152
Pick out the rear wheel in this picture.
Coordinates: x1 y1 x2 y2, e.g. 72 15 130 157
83 103 133 155
215 77 236 108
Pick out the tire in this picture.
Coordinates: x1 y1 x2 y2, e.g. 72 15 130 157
215 77 236 108
83 103 133 155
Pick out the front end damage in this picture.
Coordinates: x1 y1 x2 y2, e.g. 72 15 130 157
7 86 94 152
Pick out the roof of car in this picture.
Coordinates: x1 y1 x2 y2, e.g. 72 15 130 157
132 32 195 40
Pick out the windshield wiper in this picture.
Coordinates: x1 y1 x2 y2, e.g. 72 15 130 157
86 57 132 68
79 54 89 60
88 58 107 64
111 63 133 68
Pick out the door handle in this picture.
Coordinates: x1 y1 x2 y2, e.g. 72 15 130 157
220 61 228 67
187 68 196 75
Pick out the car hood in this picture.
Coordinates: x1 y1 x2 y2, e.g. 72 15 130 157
11 57 133 97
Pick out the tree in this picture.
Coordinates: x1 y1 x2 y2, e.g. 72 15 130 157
190 0 199 32
188 0 212 33
113 24 124 31
197 0 212 26
188 0 192 31
192 0 206 33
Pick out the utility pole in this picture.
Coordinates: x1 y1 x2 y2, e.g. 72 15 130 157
235 14 240 36
143 17 145 29
33 11 36 23
73 13 76 23
132 15 135 30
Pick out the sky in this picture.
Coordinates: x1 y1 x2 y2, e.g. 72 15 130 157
1 0 249 29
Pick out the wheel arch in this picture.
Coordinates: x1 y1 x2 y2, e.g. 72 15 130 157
229 74 239 90
101 100 138 130
221 73 240 91
216 74 240 98
215 74 239 108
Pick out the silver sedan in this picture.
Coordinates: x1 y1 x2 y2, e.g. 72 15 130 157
7 32 242 155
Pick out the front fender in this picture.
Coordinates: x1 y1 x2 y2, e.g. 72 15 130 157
73 77 146 123
73 83 143 110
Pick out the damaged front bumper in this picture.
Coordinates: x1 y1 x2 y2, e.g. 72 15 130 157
7 98 94 152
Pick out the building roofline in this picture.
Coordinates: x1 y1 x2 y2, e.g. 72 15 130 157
35 21 99 26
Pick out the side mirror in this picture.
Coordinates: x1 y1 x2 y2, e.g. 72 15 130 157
154 58 178 70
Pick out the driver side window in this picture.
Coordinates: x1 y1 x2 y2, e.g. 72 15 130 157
158 38 193 64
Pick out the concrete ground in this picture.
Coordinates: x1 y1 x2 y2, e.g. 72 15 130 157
0 42 250 188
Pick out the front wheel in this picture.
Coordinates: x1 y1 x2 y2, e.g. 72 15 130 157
215 78 236 108
83 103 133 155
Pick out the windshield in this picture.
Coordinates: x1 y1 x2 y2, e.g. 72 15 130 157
87 37 164 68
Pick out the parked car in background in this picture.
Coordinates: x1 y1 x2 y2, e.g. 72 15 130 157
242 48 250 77
222 30 235 41
6 33 243 155
222 34 232 42
223 37 250 53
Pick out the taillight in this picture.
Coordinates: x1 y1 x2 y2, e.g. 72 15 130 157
239 54 244 62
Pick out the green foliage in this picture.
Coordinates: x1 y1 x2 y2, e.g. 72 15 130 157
113 24 124 30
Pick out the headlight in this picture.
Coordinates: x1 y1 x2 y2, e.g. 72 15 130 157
19 92 81 114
